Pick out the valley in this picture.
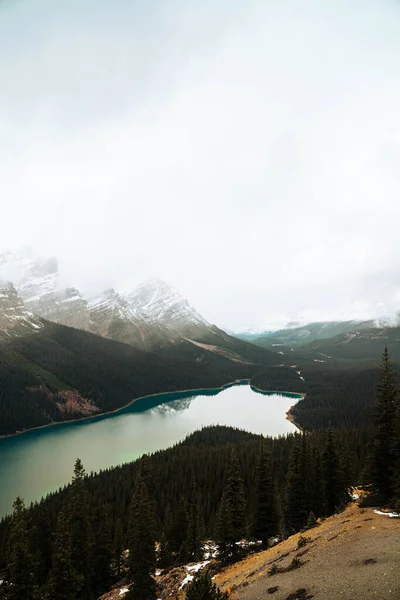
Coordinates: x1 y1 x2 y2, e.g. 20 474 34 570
0 250 399 600
0 384 300 518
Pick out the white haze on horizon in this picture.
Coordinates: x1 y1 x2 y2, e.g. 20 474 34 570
1 0 400 330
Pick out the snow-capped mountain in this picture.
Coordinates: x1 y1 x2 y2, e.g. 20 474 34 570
125 278 209 328
0 250 58 305
0 250 274 363
0 281 43 339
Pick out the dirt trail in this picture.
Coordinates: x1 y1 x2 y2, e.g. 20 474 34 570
215 504 400 600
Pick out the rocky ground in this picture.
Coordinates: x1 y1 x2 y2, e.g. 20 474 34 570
99 501 399 600
215 504 400 600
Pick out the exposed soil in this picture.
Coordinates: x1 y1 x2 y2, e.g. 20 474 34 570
214 504 400 600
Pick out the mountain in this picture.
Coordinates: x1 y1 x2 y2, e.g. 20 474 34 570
0 316 272 436
235 320 376 349
295 324 400 362
125 278 209 329
0 251 280 363
0 281 43 340
86 287 175 351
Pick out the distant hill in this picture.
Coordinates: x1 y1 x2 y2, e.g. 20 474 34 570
0 318 276 436
234 320 375 349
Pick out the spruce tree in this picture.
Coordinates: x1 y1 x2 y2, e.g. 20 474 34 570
252 443 279 547
283 439 308 534
321 430 349 515
46 508 81 600
181 482 202 562
168 499 189 558
126 475 156 600
4 497 37 600
91 506 113 596
67 458 92 599
369 347 399 503
217 448 246 562
113 519 124 579
185 571 229 600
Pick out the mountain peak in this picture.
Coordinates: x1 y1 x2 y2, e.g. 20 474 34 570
125 279 209 328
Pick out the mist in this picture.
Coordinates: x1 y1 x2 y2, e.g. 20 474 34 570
1 0 400 330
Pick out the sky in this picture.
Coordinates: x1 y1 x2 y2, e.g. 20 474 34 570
1 0 400 330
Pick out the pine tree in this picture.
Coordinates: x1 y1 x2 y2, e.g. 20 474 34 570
252 443 279 548
168 499 188 558
217 448 246 562
67 458 92 599
91 506 113 596
3 497 37 600
113 519 124 579
369 348 399 503
126 475 156 600
283 439 308 534
321 430 349 515
181 482 202 562
185 571 229 600
46 508 81 600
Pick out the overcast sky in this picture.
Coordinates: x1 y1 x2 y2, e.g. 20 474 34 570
1 0 400 330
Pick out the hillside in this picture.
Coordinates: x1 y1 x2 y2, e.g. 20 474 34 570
215 502 400 600
0 320 274 436
234 321 375 349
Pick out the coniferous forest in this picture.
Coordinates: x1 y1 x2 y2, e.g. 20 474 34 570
0 349 399 599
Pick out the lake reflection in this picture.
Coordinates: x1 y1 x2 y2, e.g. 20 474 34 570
0 384 300 517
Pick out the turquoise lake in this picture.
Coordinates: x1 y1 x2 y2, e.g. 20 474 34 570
0 383 300 517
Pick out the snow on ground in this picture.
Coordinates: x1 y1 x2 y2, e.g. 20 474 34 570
203 541 218 559
187 561 210 573
179 560 211 589
373 510 399 518
180 574 194 589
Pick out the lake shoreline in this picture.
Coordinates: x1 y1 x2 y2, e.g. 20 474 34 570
250 384 306 433
0 378 251 440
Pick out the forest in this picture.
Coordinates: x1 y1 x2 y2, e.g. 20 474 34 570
0 321 264 436
0 339 399 599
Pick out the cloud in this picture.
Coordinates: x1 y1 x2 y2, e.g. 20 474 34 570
1 0 400 329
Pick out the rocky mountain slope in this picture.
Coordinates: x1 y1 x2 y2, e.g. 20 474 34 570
0 250 278 363
0 280 42 340
214 502 400 600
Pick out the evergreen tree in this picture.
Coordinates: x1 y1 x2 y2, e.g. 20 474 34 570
181 482 202 562
91 506 113 596
3 497 37 600
168 499 188 557
158 532 173 569
113 519 124 579
369 348 399 503
185 571 229 600
321 430 349 515
67 458 92 599
217 448 246 561
283 439 308 534
46 508 81 600
252 443 279 547
126 475 156 600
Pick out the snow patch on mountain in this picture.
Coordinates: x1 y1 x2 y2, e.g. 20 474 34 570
125 278 210 328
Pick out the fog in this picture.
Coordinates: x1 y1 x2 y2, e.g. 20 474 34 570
1 0 400 330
